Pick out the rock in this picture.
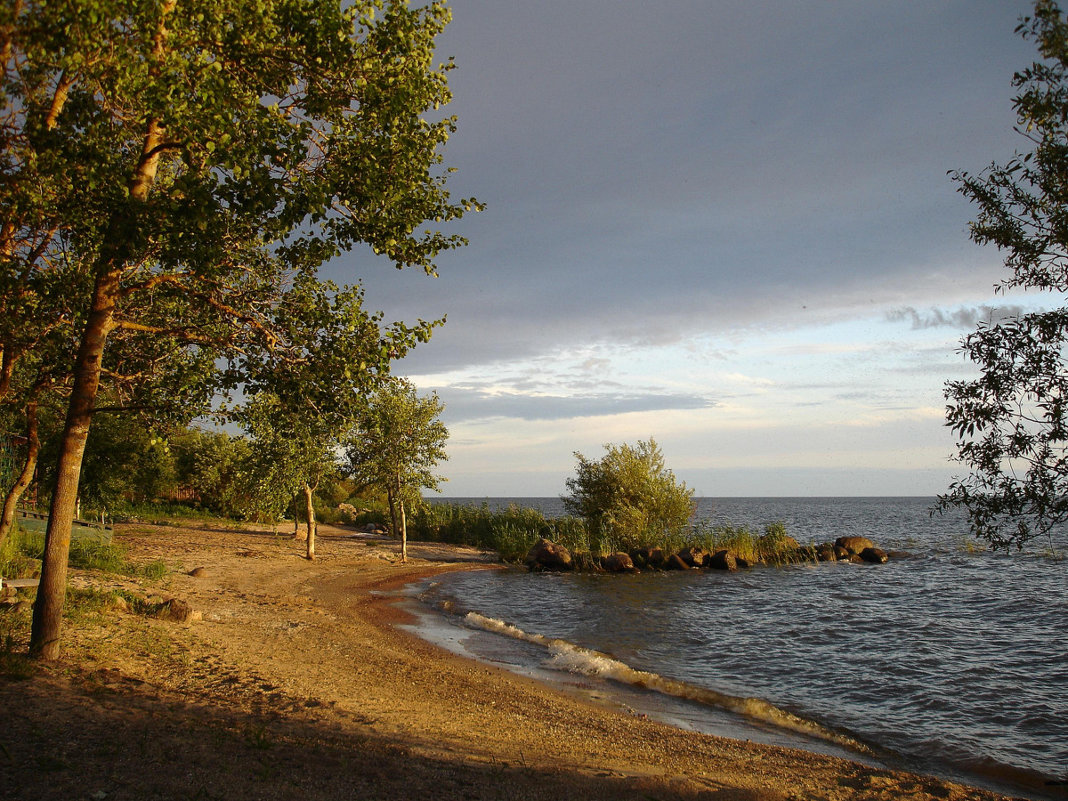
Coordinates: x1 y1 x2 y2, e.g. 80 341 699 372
735 556 753 569
629 546 667 569
676 546 710 568
860 547 889 564
524 538 573 571
152 598 201 623
816 544 838 562
601 552 636 573
835 536 876 555
663 553 692 570
707 549 738 571
887 550 913 560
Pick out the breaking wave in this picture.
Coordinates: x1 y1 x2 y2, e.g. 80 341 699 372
463 611 872 755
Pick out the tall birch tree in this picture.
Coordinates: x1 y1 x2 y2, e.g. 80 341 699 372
346 379 447 562
2 0 478 659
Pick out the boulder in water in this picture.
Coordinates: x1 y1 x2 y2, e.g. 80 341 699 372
602 552 636 573
707 549 738 571
525 538 573 571
676 546 709 568
835 536 875 555
630 546 667 569
815 544 837 562
664 553 693 570
860 547 889 564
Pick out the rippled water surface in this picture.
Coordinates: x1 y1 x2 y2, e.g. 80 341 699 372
418 497 1068 797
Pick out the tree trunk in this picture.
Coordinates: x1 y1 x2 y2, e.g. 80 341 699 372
386 489 397 537
30 269 119 660
399 496 407 563
303 483 316 560
0 399 40 546
292 493 303 540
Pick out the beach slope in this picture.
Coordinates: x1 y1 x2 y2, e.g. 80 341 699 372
0 521 1020 801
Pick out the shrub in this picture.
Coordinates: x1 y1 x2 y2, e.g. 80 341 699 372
563 439 695 551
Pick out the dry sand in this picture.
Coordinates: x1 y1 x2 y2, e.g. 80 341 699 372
0 520 1033 800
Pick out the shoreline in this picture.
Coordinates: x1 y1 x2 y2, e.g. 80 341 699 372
0 520 1033 800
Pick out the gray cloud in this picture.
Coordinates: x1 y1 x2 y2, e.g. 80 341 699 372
325 1 1034 380
438 388 716 423
886 305 1030 331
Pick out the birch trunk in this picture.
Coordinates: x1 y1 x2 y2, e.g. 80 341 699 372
29 269 119 659
303 484 316 560
0 399 40 546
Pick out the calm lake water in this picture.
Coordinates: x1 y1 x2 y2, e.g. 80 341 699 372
412 497 1068 800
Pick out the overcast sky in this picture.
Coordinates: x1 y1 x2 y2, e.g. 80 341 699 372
328 0 1053 498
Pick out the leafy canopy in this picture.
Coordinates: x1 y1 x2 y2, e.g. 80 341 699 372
563 438 695 551
941 0 1068 550
346 378 449 502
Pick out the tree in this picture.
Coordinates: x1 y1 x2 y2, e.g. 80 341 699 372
3 1 479 659
236 277 437 559
171 428 251 517
941 0 1068 551
563 438 695 552
346 379 448 562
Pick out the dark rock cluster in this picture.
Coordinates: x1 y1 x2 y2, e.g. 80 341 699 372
523 535 895 573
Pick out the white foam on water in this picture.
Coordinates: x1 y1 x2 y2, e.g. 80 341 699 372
463 611 871 755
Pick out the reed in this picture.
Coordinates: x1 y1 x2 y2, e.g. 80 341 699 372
406 502 799 567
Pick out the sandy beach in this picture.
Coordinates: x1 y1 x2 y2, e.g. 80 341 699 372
0 520 1026 801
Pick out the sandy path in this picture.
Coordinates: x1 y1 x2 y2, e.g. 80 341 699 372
0 520 1030 801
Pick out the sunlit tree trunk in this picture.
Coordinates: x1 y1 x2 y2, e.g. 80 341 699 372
303 483 316 560
30 268 119 659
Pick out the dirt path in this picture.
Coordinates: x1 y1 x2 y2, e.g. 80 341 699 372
0 521 1028 801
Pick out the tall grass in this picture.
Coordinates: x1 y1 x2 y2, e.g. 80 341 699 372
403 502 800 567
0 525 167 579
406 502 592 562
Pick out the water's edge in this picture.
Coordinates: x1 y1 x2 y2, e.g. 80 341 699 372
398 570 1064 801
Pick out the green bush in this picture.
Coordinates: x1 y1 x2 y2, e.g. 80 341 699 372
562 439 695 552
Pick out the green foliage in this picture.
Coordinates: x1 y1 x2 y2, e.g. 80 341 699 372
5 0 480 654
0 525 40 579
563 439 696 552
2 527 166 579
407 502 586 562
941 1 1068 550
347 379 449 499
404 501 802 568
171 428 251 518
74 413 177 514
346 378 448 556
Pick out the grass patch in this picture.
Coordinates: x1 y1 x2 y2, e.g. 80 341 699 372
2 526 169 581
0 526 42 579
407 502 804 568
